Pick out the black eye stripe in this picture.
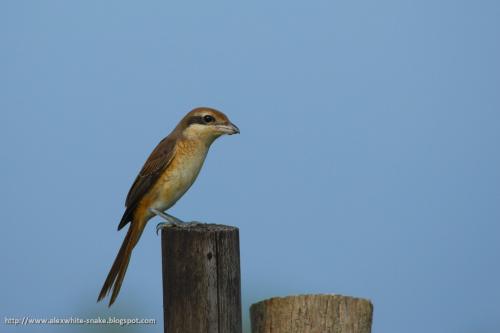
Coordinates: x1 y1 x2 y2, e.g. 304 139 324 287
187 115 216 126
187 116 205 125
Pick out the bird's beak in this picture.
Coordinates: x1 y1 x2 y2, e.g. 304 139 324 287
217 122 240 135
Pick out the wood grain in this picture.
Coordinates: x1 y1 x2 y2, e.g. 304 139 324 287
161 223 242 333
250 294 373 333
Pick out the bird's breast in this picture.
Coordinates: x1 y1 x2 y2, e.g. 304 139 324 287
154 141 209 210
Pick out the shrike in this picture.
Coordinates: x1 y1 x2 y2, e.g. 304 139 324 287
97 107 239 306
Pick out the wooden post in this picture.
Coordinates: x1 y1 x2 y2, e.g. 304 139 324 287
161 223 242 333
250 294 373 333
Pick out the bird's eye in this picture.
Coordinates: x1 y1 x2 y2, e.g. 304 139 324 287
203 115 215 123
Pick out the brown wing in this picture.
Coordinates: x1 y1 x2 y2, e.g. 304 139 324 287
117 135 176 230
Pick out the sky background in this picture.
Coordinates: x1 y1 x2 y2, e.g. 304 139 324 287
1 1 500 332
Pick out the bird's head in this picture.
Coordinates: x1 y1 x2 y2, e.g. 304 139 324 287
179 107 240 144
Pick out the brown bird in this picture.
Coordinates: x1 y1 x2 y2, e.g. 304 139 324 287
97 107 239 306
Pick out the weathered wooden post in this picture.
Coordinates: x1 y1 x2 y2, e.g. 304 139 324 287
161 223 242 333
250 294 373 333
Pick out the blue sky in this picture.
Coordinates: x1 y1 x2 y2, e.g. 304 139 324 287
1 1 500 332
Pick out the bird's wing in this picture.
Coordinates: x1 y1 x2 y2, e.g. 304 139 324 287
117 135 176 230
126 135 176 207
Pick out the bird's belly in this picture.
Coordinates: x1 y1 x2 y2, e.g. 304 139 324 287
153 150 207 211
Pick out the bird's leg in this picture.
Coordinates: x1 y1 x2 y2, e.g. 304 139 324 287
152 208 185 225
150 208 204 234
150 208 187 234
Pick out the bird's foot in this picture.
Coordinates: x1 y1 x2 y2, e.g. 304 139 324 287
155 221 204 234
155 222 177 234
151 209 201 234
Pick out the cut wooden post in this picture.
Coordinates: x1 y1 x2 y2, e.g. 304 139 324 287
161 223 242 333
250 294 373 333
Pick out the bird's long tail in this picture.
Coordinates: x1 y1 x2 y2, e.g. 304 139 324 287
97 221 143 306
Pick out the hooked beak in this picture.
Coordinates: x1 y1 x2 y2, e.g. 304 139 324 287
217 122 240 135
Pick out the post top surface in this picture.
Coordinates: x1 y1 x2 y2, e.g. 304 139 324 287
251 294 373 310
161 222 238 233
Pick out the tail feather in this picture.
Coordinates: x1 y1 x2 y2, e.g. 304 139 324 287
98 225 137 306
117 203 136 231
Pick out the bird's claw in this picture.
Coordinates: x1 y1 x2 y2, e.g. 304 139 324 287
156 222 178 235
151 208 189 235
150 209 205 235
156 221 204 234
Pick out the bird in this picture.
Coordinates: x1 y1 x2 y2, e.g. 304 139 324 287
97 107 239 306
